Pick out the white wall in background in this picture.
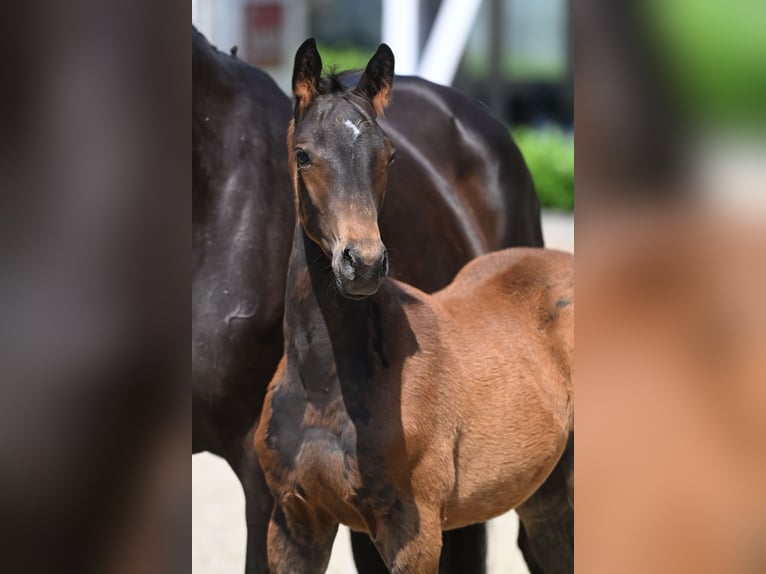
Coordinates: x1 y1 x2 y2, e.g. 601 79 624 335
192 0 308 94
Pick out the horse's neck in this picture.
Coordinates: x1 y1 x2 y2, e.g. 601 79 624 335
192 39 238 135
284 226 376 405
193 31 227 92
192 38 230 189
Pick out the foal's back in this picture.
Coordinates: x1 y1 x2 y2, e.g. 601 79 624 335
439 247 573 353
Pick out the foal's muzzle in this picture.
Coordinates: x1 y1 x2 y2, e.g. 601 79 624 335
333 241 388 298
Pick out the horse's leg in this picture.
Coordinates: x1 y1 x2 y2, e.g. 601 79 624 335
239 453 274 574
267 502 338 574
517 521 545 574
438 523 487 573
515 433 574 574
350 531 390 574
375 506 443 574
351 523 486 573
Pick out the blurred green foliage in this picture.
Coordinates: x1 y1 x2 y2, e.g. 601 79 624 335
318 45 562 81
513 126 574 211
462 54 563 82
645 0 766 128
316 43 371 72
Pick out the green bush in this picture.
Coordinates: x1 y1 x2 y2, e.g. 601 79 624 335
645 0 766 129
316 44 371 73
512 126 574 211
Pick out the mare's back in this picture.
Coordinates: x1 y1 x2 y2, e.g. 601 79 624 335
385 77 541 249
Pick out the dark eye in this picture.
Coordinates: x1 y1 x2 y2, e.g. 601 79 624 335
388 152 397 166
295 149 311 167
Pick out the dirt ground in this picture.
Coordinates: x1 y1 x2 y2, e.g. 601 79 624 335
192 210 573 574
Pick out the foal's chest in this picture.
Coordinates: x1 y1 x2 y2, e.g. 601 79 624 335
263 377 392 533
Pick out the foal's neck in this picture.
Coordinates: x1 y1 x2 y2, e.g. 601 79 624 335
283 225 383 417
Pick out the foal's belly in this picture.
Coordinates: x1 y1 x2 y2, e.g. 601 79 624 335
442 428 569 530
443 478 538 530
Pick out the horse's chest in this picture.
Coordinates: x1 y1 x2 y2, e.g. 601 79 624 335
265 383 354 477
293 421 377 526
266 384 389 528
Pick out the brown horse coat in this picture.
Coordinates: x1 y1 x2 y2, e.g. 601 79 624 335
256 240 573 573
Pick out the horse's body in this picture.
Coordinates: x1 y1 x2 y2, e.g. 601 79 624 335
253 40 573 574
192 28 545 573
256 232 574 573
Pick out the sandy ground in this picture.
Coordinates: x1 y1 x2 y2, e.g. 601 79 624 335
193 210 573 574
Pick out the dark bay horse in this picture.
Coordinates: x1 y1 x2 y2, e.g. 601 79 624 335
255 39 574 574
192 27 544 572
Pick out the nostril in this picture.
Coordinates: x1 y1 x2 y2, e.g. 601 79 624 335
342 247 354 266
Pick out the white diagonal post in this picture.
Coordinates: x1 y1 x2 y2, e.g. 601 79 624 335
417 0 483 86
381 0 420 76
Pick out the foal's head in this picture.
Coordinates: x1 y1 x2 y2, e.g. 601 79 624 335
289 39 396 299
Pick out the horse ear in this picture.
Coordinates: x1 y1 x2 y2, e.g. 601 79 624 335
292 38 322 112
355 44 394 115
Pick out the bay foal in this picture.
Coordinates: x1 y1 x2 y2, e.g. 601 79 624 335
255 40 574 573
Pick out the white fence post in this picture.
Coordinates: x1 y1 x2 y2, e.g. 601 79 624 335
417 0 483 86
381 0 420 76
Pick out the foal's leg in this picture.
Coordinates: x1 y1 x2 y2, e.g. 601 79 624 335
516 433 574 574
350 532 391 574
352 522 487 573
439 523 487 573
267 502 338 574
375 506 443 574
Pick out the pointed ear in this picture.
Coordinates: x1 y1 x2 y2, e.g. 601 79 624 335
292 38 322 113
354 44 394 115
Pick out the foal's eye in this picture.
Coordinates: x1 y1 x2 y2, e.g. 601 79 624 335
388 152 397 166
295 149 311 167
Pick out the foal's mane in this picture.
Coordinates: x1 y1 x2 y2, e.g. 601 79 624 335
318 68 376 99
309 69 378 119
316 69 351 95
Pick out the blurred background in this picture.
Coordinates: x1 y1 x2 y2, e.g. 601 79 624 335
192 0 574 211
575 0 766 572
